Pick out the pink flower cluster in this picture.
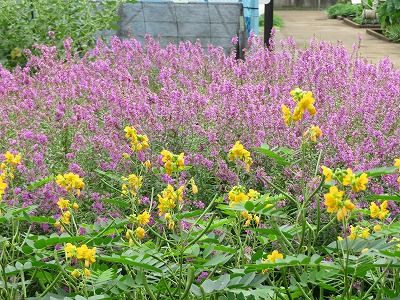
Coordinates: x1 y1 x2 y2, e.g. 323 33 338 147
1 36 399 210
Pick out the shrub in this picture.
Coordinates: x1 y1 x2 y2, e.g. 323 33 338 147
327 3 362 18
384 24 400 41
0 0 132 68
259 14 284 28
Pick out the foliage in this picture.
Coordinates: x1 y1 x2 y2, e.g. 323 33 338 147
384 23 400 41
378 0 400 28
259 14 284 28
327 3 362 18
0 0 133 68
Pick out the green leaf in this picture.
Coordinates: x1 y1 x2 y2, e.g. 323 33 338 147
27 176 54 191
256 144 291 166
204 253 233 267
98 255 163 273
357 166 397 177
365 194 400 201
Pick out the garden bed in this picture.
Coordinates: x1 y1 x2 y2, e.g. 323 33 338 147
366 28 392 42
343 17 380 29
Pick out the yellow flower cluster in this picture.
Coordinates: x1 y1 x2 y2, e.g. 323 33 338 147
0 174 7 203
342 169 369 192
157 184 185 215
64 243 96 268
228 141 253 172
321 166 333 182
266 250 284 263
228 186 259 206
190 178 198 194
281 88 316 126
126 226 147 242
137 211 150 225
324 186 356 221
56 172 84 196
57 198 79 211
304 125 322 143
0 151 22 180
349 225 370 240
121 174 143 197
124 126 150 152
395 158 400 189
164 213 175 230
54 197 78 230
161 150 185 175
370 201 389 220
241 210 260 227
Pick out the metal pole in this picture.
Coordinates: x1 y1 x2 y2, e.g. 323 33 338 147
264 0 273 47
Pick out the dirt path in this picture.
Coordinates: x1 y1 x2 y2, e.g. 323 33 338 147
271 10 400 67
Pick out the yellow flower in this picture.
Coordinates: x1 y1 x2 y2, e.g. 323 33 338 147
361 248 369 254
349 226 357 240
342 169 368 192
60 211 71 225
137 211 150 225
144 160 152 169
247 189 260 199
289 89 316 122
308 125 322 142
161 150 185 175
337 236 343 241
164 213 175 230
56 172 84 196
122 152 131 159
324 186 344 213
71 269 81 278
336 207 347 222
121 174 143 196
281 104 291 126
0 175 8 202
266 250 284 263
3 151 22 166
157 185 178 215
125 229 133 240
373 224 382 232
64 243 77 258
57 198 70 210
72 203 79 210
342 168 354 186
370 201 389 220
321 166 333 182
361 228 370 239
349 225 370 240
76 244 96 267
83 268 91 277
124 126 150 152
190 178 198 194
353 173 368 192
228 141 253 171
135 227 146 240
344 199 356 211
228 185 249 206
254 215 260 225
394 158 400 169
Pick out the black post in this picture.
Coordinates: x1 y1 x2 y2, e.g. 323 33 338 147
264 0 274 47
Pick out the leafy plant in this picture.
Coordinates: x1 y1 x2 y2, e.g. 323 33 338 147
384 23 400 41
0 0 133 68
327 3 362 18
378 0 400 27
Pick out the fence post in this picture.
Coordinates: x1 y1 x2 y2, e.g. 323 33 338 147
264 0 273 47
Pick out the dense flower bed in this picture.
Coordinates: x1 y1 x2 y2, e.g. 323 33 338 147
1 36 400 297
1 36 400 213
